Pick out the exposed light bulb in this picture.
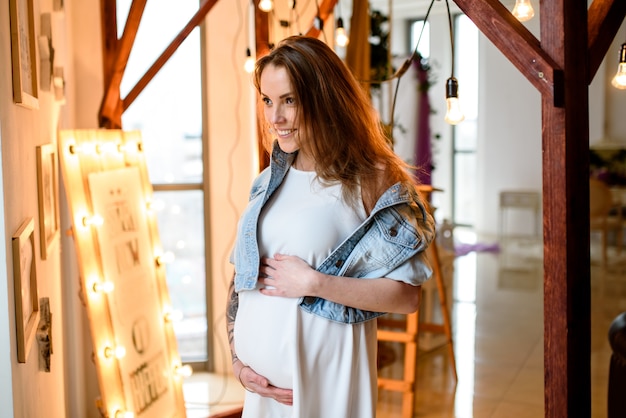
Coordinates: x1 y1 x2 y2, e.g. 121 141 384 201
164 307 183 323
104 345 126 359
244 48 255 73
258 0 273 12
155 251 175 266
174 364 193 378
335 18 349 47
69 142 97 155
93 281 115 294
82 214 104 227
444 77 465 125
512 0 534 22
611 43 626 90
115 410 134 418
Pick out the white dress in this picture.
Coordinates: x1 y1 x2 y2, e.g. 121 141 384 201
234 167 378 418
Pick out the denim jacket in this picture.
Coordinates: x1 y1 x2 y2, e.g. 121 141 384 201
231 143 436 324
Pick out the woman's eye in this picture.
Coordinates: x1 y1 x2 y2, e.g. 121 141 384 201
286 97 295 104
262 97 272 105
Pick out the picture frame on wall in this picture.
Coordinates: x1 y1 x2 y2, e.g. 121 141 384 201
37 144 60 260
12 218 40 363
8 0 39 109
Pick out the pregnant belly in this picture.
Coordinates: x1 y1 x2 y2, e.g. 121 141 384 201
234 290 299 389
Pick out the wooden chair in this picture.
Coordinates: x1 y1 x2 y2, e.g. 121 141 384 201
589 178 623 266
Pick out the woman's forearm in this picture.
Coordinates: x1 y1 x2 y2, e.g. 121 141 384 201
309 272 421 314
225 277 239 364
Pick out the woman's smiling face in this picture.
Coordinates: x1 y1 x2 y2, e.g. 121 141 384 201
260 64 301 154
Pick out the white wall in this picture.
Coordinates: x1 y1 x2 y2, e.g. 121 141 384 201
475 21 543 236
0 123 14 418
0 0 69 416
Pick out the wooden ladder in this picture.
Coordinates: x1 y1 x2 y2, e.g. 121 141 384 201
377 187 457 418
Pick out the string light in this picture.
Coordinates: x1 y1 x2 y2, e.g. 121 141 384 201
612 42 626 90
258 0 273 12
92 280 115 294
164 307 183 323
155 251 175 266
104 345 126 359
444 77 465 124
335 1 349 47
82 214 104 227
146 199 165 214
69 142 97 155
444 0 464 124
511 0 535 22
118 140 142 154
244 48 255 73
173 364 193 378
335 18 349 47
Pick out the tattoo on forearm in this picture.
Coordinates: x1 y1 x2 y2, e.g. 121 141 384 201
226 278 239 363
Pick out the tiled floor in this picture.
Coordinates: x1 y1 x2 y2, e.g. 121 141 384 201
377 228 626 418
183 229 625 418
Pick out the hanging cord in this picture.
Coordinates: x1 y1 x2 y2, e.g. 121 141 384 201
445 0 455 77
389 0 437 141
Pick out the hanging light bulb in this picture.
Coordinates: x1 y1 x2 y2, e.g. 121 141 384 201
335 18 349 47
612 43 626 90
244 48 255 73
511 0 535 22
258 0 273 12
444 77 465 125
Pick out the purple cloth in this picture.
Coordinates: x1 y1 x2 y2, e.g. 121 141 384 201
455 242 501 257
413 58 432 185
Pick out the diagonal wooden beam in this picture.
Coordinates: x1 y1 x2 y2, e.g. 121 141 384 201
121 0 220 113
100 0 118 89
453 0 563 105
587 0 626 83
99 0 147 128
304 0 338 38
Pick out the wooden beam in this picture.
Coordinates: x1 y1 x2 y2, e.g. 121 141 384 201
122 0 220 113
540 0 591 416
587 0 626 83
304 0 338 38
100 0 117 89
99 0 147 128
255 1 270 57
453 0 563 104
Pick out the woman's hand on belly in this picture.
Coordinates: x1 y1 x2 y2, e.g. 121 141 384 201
238 362 294 405
259 254 317 298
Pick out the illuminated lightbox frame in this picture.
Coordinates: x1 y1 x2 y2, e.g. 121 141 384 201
58 129 188 418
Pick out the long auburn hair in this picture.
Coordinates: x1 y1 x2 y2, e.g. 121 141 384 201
254 35 420 214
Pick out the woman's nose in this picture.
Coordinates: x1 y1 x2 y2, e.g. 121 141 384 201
270 105 284 123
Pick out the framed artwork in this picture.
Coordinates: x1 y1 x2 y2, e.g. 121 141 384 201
8 0 39 109
12 218 40 363
37 144 60 260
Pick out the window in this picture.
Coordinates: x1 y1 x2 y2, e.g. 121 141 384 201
409 19 430 59
117 0 210 366
452 14 478 227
